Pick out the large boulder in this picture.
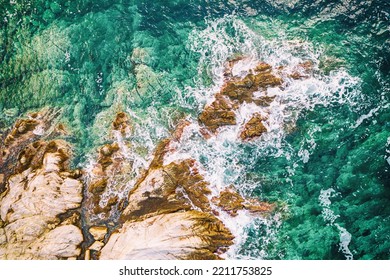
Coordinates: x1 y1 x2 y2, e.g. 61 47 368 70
0 137 83 259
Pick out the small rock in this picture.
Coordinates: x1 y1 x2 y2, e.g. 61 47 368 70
89 241 104 251
89 226 108 241
85 249 90 260
212 187 245 217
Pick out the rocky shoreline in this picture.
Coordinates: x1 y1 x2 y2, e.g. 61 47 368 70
0 58 311 260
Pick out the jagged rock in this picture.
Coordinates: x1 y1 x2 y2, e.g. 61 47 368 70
0 110 59 194
243 199 275 214
240 113 267 141
122 158 212 221
0 137 83 260
212 187 274 217
212 188 245 217
199 61 281 134
198 93 237 133
100 211 233 260
84 121 134 226
220 60 281 105
0 105 276 260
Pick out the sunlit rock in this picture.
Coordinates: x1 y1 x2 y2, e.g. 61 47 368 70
240 113 268 141
199 61 282 135
0 120 83 259
100 211 233 260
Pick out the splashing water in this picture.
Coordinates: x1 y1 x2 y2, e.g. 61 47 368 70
1 0 389 260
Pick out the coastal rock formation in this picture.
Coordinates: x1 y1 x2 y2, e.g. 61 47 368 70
0 110 59 194
240 113 268 141
1 73 277 260
95 116 274 259
199 60 281 138
0 128 83 259
112 112 132 137
98 128 234 259
198 93 237 133
83 112 134 228
211 186 274 217
100 211 233 260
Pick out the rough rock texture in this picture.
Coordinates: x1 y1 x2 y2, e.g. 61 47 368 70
240 113 268 141
198 93 237 133
0 90 276 260
83 112 134 227
211 186 274 217
199 61 281 136
0 124 84 260
0 109 60 194
112 112 132 137
96 125 235 259
100 211 233 260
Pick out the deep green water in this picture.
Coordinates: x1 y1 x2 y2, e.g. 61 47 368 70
1 0 389 259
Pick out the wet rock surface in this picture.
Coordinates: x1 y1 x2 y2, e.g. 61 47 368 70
1 66 277 259
199 61 282 138
240 113 268 141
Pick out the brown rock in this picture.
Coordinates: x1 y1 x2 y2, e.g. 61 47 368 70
243 199 275 214
112 112 132 136
88 178 107 194
198 94 237 133
212 186 275 217
212 188 245 217
220 62 282 104
122 158 212 220
198 61 282 134
98 121 235 259
84 139 134 226
240 113 267 140
0 110 59 194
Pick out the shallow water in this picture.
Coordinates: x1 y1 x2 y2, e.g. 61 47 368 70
1 0 389 259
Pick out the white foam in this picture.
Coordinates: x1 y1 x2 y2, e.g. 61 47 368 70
351 106 381 129
335 224 354 260
184 16 364 258
318 188 354 260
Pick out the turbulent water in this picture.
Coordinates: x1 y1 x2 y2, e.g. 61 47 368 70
1 0 389 259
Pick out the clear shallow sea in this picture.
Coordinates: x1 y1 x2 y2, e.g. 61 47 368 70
1 0 389 259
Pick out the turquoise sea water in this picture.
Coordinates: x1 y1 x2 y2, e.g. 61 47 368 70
1 0 389 259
